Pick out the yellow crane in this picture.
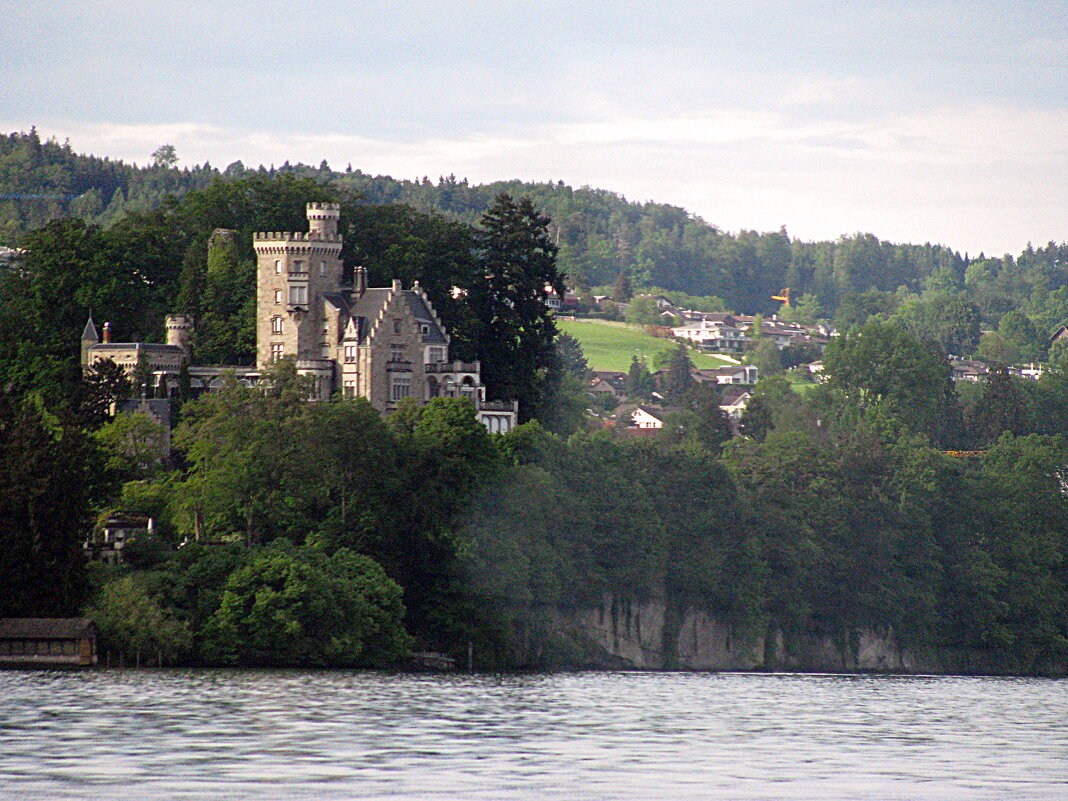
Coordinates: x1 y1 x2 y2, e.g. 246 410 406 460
771 288 791 307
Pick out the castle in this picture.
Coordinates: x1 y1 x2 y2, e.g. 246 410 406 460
81 203 518 433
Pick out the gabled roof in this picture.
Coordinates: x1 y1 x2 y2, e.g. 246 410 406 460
405 292 447 344
0 618 96 639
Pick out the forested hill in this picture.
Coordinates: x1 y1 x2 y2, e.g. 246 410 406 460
3 129 1066 317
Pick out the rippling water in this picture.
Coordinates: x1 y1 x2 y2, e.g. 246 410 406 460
2 670 1067 800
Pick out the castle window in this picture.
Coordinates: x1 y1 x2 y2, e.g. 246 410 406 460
344 345 356 363
343 379 356 398
289 286 308 306
270 343 284 362
428 346 446 363
320 343 330 358
291 260 305 274
393 319 401 334
319 260 326 276
390 344 405 362
271 317 283 334
421 324 430 335
274 289 282 304
274 259 282 275
391 376 411 401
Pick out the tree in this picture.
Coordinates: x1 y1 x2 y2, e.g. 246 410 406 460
977 332 1021 365
465 194 566 422
998 311 1041 361
555 332 589 379
824 321 959 442
739 395 774 441
626 355 654 399
612 270 633 302
0 392 102 617
90 575 191 665
94 410 168 481
969 365 1029 443
201 543 409 667
151 144 178 168
78 357 130 427
748 338 784 376
662 344 694 404
625 294 660 325
932 297 981 355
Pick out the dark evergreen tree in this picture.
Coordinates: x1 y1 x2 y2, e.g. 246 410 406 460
612 270 633 302
739 395 774 441
662 344 695 405
970 365 1030 443
555 332 589 379
465 194 565 421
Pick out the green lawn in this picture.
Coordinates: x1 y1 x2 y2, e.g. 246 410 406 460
557 318 733 373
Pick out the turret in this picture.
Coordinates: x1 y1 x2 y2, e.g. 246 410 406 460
165 314 194 362
306 202 340 238
80 315 99 367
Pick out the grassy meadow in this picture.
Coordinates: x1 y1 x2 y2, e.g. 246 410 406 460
557 318 733 373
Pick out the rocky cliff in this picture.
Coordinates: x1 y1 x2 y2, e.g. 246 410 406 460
554 593 994 674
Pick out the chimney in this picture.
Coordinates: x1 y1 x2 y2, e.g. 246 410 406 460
103 322 112 343
355 265 367 295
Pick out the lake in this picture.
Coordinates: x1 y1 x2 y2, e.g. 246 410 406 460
2 670 1067 800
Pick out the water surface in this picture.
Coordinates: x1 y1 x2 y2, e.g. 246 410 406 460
2 670 1067 799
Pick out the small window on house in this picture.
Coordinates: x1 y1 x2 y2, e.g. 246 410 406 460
320 260 327 276
270 343 284 362
390 344 405 362
274 259 282 275
344 345 356 363
343 379 356 397
421 324 430 335
274 289 282 304
291 260 304 274
393 319 401 334
289 286 308 306
271 317 283 335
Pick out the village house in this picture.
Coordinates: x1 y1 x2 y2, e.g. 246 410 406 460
589 371 628 399
671 319 746 352
81 203 517 433
692 365 759 385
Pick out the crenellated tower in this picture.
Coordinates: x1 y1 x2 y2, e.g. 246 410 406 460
165 314 194 363
253 203 344 372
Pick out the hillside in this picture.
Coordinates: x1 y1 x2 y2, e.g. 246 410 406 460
557 319 731 373
2 130 1066 332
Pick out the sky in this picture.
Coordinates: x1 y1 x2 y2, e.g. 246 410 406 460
2 1 1066 256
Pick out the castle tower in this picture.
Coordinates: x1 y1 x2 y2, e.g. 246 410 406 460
165 314 194 362
80 315 99 367
252 203 344 371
